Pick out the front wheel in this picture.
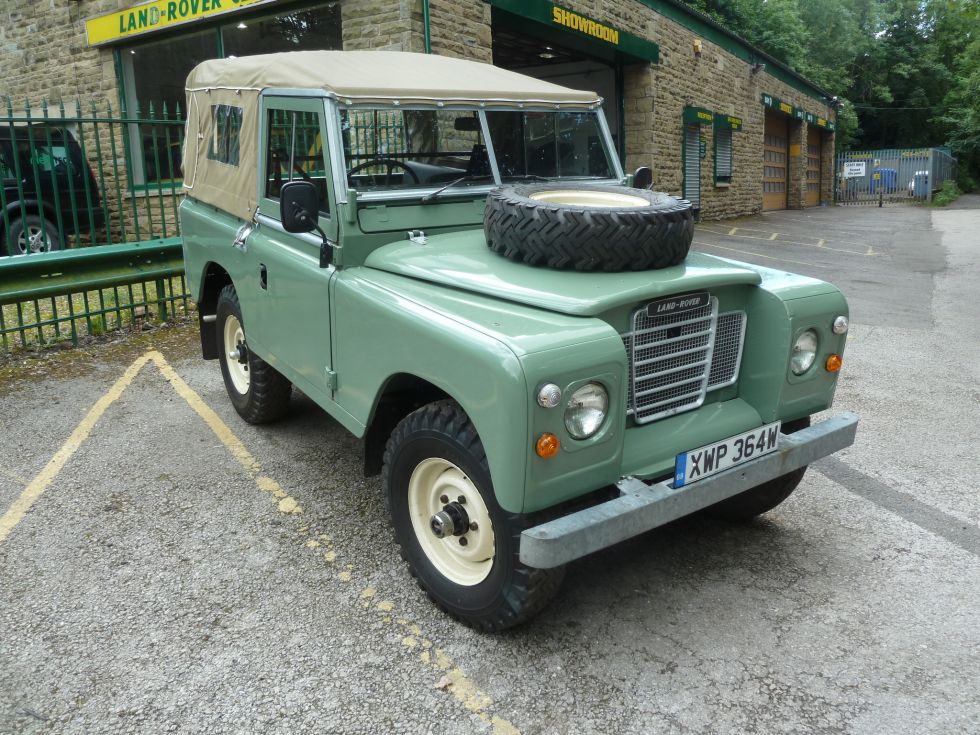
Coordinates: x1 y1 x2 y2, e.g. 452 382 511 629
383 400 564 631
705 417 811 520
215 284 292 424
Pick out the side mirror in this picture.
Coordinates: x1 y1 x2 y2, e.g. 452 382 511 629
279 179 332 267
633 166 653 190
280 179 320 233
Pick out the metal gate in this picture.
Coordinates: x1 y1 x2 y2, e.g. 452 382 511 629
683 123 701 210
805 127 821 207
836 148 958 205
763 110 788 210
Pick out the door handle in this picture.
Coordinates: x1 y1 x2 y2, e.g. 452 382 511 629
260 264 268 290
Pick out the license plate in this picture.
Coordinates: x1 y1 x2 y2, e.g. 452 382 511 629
674 421 782 488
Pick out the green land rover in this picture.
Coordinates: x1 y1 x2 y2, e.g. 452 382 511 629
180 51 858 630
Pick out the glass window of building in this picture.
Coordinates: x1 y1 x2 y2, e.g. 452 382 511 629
121 2 342 189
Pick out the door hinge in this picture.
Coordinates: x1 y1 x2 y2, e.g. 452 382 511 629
326 369 338 391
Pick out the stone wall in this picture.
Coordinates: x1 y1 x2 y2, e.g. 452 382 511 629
0 0 122 108
341 0 422 52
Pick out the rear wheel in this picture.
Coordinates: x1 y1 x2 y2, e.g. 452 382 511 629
7 215 61 256
705 417 811 520
215 284 292 424
383 400 564 630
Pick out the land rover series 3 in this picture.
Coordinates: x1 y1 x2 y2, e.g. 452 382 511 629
180 51 858 630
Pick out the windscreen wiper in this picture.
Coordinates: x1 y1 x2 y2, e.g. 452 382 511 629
501 174 551 183
419 175 493 204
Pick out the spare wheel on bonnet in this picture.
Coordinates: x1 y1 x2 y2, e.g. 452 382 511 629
484 184 694 272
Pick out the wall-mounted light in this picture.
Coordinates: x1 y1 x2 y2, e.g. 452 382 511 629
693 38 703 57
236 22 247 29
751 62 765 74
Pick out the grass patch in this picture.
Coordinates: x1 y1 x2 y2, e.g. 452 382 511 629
0 277 192 353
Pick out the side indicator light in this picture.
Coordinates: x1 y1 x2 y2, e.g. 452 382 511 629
535 433 560 458
826 354 843 372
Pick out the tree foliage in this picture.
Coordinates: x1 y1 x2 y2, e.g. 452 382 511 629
683 0 980 180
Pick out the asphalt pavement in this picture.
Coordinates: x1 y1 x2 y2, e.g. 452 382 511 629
1 202 978 734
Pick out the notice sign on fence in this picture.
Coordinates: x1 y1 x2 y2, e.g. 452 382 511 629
843 161 866 178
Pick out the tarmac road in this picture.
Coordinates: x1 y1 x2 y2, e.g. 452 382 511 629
1 201 978 734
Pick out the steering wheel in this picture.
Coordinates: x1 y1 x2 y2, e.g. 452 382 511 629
347 157 419 187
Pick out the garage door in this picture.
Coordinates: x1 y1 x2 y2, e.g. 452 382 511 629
805 126 822 207
763 110 788 211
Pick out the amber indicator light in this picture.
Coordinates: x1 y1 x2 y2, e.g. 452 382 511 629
535 433 560 458
825 354 843 372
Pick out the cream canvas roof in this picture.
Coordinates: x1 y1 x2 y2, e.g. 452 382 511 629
185 50 601 107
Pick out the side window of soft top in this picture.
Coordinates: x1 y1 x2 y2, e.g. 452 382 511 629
265 108 330 216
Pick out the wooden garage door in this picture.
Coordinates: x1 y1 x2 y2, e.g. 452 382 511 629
805 126 822 207
763 110 788 211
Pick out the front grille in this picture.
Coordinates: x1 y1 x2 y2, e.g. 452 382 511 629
707 311 746 389
624 299 746 424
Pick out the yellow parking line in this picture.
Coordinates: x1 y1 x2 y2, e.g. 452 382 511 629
698 226 873 256
0 353 151 544
695 240 828 268
0 350 519 732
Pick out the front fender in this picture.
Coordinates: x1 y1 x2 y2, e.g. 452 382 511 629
332 271 530 513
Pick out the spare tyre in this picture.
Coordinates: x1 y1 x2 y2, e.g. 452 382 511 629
484 184 693 272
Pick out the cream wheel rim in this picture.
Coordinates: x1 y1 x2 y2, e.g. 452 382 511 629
529 189 649 208
223 314 250 394
407 458 495 586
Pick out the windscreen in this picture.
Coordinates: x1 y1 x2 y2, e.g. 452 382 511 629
338 107 616 194
484 111 614 181
340 108 491 192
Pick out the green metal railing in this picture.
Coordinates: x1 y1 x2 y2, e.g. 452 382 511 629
0 97 185 254
0 238 188 350
0 99 190 351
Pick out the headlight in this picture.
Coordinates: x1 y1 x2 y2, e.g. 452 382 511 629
564 383 608 439
791 330 819 375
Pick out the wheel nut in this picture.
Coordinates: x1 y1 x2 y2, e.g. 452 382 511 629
457 496 466 504
459 537 468 546
440 495 449 504
469 521 478 531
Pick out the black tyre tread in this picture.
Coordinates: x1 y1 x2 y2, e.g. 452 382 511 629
705 417 812 520
484 184 694 272
217 284 292 425
382 399 564 631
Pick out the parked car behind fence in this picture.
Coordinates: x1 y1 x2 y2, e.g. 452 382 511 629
0 121 104 256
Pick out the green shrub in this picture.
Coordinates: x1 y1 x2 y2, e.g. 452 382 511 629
931 180 962 207
955 171 977 193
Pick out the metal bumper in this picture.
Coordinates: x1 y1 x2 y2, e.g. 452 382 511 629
520 412 859 569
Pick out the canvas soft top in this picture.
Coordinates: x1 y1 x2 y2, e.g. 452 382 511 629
182 51 602 221
185 50 601 107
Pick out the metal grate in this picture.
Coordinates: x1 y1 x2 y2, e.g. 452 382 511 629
707 311 746 389
625 298 717 423
624 303 746 424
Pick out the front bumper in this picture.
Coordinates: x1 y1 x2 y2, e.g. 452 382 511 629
520 412 859 568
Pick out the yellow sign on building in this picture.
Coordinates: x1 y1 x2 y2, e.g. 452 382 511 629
85 0 275 47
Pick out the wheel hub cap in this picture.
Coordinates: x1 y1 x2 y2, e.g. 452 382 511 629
408 458 494 586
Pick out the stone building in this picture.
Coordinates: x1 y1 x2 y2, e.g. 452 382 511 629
0 0 838 219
